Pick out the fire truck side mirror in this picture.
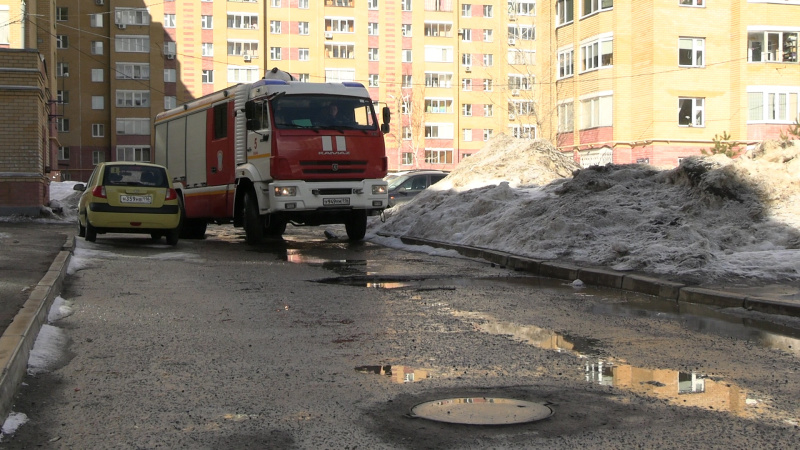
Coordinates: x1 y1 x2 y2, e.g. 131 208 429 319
381 106 391 134
244 101 256 120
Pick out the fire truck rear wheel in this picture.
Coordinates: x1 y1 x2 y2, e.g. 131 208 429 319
243 191 265 244
345 210 368 241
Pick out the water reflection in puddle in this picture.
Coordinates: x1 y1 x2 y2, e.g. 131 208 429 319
451 310 775 420
355 365 432 383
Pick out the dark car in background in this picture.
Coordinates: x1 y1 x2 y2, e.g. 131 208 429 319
386 170 448 207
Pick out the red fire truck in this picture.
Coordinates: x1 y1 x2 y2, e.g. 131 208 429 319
153 69 390 243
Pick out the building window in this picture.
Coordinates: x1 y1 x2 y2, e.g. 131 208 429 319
425 149 453 164
201 15 213 29
679 0 704 6
202 43 214 57
678 97 704 127
484 129 493 141
402 75 413 87
556 0 574 26
464 128 473 141
116 90 151 107
165 96 177 110
91 41 103 55
369 74 379 87
580 34 613 72
325 68 356 82
92 96 104 110
91 69 103 82
401 152 413 165
583 0 613 18
484 104 494 116
164 42 176 57
402 49 413 62
228 67 259 83
509 100 535 116
202 70 214 84
56 35 68 49
401 101 410 114
462 104 473 116
115 8 150 26
56 118 69 133
58 146 69 160
679 37 704 67
747 89 799 123
508 74 533 90
164 69 176 82
90 14 103 28
272 0 281 6
510 1 537 16
56 7 68 21
402 24 412 37
92 151 105 165
368 0 378 9
462 78 472 91
401 0 412 11
326 44 354 59
116 146 151 162
461 29 472 42
116 118 150 135
57 90 69 104
116 63 149 80
425 22 453 38
298 73 310 82
325 18 355 33
509 125 536 139
558 101 574 132
462 53 472 66
368 48 379 61
299 48 309 61
228 41 258 56
483 79 494 91
325 0 353 5
164 14 176 28
484 5 493 17
581 93 613 129
424 98 453 113
508 25 535 41
270 20 281 34
425 72 452 88
484 29 494 42
92 124 104 137
402 126 412 139
270 47 282 60
462 3 472 16
368 23 379 35
299 0 309 8
748 30 799 63
115 36 150 53
57 63 69 77
558 48 574 78
483 54 494 66
299 22 309 35
228 13 258 29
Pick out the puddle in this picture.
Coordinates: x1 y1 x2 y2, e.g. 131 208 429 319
355 365 432 383
451 309 777 421
591 300 800 358
409 397 553 425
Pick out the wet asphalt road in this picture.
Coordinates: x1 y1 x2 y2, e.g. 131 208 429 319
2 224 799 448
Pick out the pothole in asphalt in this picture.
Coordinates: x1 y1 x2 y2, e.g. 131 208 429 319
409 397 554 425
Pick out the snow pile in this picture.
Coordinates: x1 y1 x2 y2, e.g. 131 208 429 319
371 136 800 284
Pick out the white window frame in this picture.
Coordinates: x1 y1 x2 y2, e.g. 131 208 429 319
424 98 454 114
580 91 613 129
747 28 800 63
201 15 213 29
368 48 379 61
402 49 413 62
92 124 104 138
202 43 214 57
228 40 258 56
402 24 412 37
325 17 355 33
747 86 800 123
299 48 310 61
556 0 574 26
116 63 150 80
56 35 68 49
270 47 282 60
91 41 103 55
558 100 574 132
90 14 103 28
462 78 472 91
679 0 704 6
582 0 613 18
484 5 494 17
299 22 309 35
228 66 259 82
678 97 704 127
164 69 176 82
116 118 150 135
115 8 150 26
165 96 177 110
424 148 454 164
270 20 282 34
679 37 705 67
369 74 379 87
368 23 379 35
580 33 613 73
558 47 574 79
425 72 453 88
484 104 494 116
325 43 355 59
116 146 151 163
164 14 176 28
115 36 150 53
92 96 104 110
227 13 259 29
92 151 104 165
116 90 151 108
462 103 473 116
91 69 103 82
484 129 493 141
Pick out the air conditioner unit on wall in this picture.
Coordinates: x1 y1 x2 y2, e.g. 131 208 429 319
508 38 516 46
512 89 520 96
117 23 126 30
325 32 333 39
166 54 175 60
95 0 104 5
464 65 471 72
243 55 252 62
508 114 516 120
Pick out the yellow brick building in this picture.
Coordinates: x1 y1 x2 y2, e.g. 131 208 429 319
0 0 58 215
48 0 800 182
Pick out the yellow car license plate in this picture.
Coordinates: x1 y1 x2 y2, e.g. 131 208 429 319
120 195 152 204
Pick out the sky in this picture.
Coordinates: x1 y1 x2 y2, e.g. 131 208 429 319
3 137 800 436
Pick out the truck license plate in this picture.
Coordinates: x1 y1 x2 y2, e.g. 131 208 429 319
120 195 152 204
323 197 350 206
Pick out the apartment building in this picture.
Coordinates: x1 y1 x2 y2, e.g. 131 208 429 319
0 0 58 214
51 0 800 182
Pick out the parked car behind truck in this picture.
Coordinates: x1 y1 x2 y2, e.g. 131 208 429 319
387 170 448 207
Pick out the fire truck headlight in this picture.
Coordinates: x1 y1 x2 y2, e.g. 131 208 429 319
274 186 297 197
372 185 387 195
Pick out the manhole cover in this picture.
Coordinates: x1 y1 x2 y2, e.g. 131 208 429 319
409 397 553 425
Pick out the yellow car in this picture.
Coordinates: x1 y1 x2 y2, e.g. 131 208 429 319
75 162 182 245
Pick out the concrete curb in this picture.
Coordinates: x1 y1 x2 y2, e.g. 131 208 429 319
0 235 74 422
396 235 800 317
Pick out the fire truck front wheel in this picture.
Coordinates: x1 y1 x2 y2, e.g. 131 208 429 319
264 215 287 237
243 191 265 244
345 210 368 241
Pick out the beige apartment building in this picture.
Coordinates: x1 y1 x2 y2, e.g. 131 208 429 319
0 0 58 214
48 0 800 182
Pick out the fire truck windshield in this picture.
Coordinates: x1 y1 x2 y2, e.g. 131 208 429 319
271 95 378 130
